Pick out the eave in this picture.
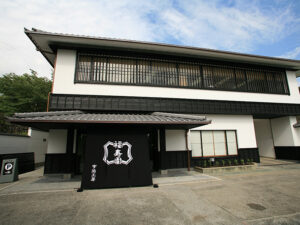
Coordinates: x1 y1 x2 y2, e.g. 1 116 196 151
24 28 300 73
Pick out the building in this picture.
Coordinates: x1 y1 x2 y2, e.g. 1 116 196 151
9 28 300 188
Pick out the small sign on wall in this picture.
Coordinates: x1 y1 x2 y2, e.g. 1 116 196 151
0 158 19 183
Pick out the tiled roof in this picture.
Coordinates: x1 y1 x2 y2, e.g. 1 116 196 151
9 111 210 125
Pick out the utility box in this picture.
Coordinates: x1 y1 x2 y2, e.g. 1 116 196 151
0 158 19 183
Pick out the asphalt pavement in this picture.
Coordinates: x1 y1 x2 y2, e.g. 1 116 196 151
0 158 299 225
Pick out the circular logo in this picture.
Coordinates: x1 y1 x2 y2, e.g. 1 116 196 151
4 163 13 171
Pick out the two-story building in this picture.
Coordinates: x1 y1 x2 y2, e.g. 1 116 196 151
9 28 300 188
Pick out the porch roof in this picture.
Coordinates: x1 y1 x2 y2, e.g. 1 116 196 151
8 111 211 130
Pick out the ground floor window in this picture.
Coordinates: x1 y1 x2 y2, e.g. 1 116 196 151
191 130 238 157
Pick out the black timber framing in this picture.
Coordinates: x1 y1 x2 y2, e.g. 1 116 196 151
274 146 300 160
49 94 300 118
160 148 259 169
44 153 77 174
159 128 167 170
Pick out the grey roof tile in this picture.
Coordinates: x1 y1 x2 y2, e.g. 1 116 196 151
9 111 210 125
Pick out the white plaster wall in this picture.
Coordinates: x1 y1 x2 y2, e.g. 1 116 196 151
52 49 300 104
53 49 77 95
47 129 67 154
191 114 257 149
271 116 295 146
28 129 48 163
165 130 186 151
291 117 300 146
0 135 29 154
271 116 300 147
0 129 48 163
28 130 49 163
254 119 275 158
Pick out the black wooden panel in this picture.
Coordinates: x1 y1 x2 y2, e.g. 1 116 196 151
191 148 259 166
0 152 34 174
274 147 300 160
49 94 300 118
238 148 260 163
44 154 76 174
164 150 191 169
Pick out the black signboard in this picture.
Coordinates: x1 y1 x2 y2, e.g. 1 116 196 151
81 128 153 189
0 158 18 183
3 162 14 175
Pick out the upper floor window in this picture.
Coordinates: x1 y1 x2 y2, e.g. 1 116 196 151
75 52 289 95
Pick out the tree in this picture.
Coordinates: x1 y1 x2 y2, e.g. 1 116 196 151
0 70 52 116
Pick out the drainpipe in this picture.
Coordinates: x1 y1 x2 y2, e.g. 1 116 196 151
185 130 191 171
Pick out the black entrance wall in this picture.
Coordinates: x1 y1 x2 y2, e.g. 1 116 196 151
81 127 153 189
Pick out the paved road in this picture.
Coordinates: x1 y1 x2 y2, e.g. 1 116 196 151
0 160 299 225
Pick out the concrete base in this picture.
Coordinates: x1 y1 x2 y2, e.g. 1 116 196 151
44 173 73 180
195 163 257 174
160 170 168 175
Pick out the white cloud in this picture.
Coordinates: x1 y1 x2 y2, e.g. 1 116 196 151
0 0 299 79
279 47 300 59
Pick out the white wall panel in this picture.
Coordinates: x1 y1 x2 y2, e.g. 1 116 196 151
47 129 67 154
165 130 186 151
271 116 295 146
271 116 300 147
190 131 202 156
254 119 275 158
0 135 29 154
52 49 77 94
28 129 48 163
290 116 300 146
192 114 257 149
0 129 48 163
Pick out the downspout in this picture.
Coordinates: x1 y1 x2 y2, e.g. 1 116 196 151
46 92 50 112
185 130 191 171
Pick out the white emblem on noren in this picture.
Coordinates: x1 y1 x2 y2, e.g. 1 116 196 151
103 141 133 165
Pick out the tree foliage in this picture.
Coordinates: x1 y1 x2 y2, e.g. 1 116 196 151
0 70 52 116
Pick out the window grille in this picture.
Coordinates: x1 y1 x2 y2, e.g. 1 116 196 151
75 53 289 95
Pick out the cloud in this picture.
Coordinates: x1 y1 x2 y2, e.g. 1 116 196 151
279 47 300 59
0 0 299 79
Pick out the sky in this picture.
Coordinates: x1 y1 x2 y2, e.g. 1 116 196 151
0 0 299 81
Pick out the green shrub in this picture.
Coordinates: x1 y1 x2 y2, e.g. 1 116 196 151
227 160 232 166
208 160 212 167
240 159 245 165
246 159 251 165
249 159 253 164
233 159 238 165
202 160 207 168
215 161 220 167
221 160 226 167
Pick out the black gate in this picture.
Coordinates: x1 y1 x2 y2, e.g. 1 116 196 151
81 127 153 189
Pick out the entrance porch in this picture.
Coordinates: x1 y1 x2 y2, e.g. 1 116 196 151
9 111 210 189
